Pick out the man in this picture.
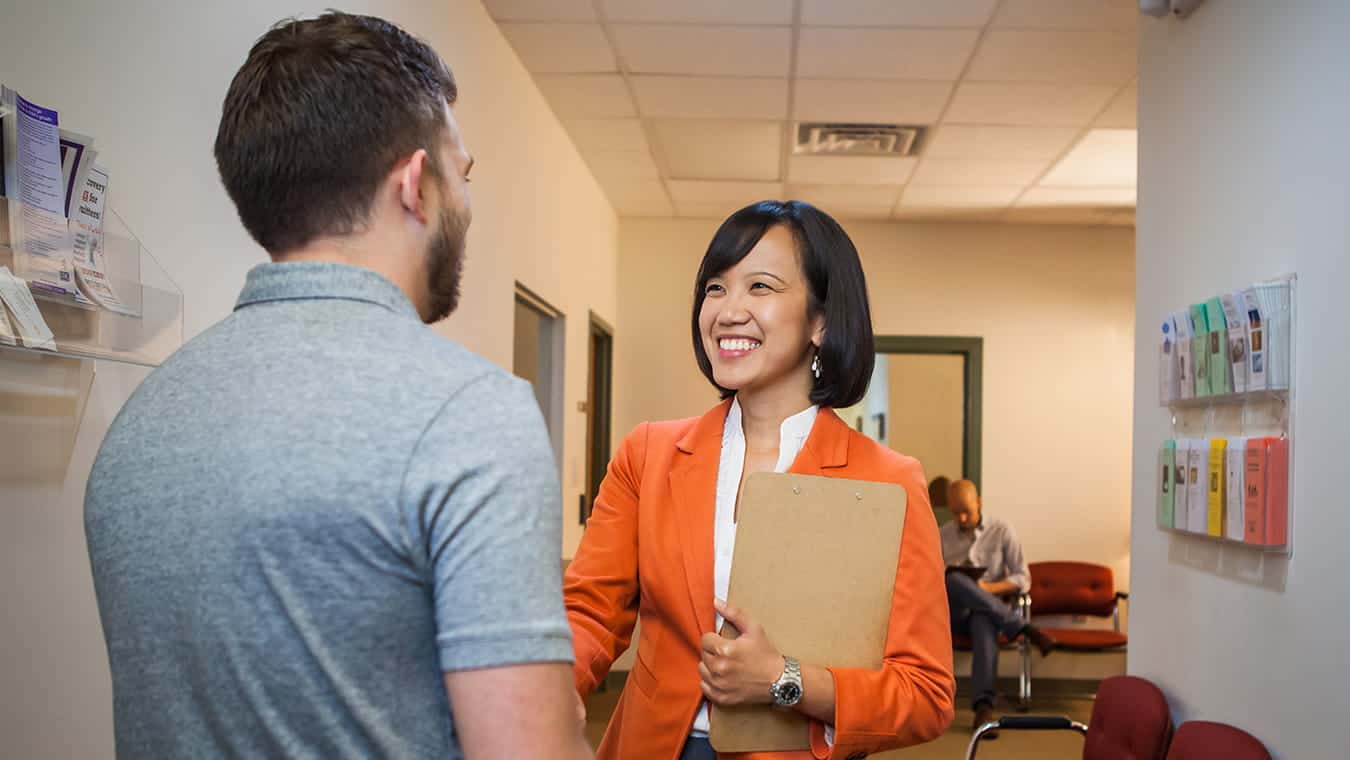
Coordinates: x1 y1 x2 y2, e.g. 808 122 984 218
84 13 593 759
940 480 1057 735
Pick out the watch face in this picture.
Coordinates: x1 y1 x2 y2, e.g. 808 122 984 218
779 683 802 705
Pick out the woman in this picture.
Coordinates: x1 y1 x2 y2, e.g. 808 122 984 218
565 201 954 760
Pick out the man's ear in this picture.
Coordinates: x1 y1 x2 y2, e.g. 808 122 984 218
397 148 431 225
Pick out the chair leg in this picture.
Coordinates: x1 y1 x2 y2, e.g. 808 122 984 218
1018 638 1031 711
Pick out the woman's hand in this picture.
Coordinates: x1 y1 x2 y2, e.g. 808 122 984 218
698 599 786 707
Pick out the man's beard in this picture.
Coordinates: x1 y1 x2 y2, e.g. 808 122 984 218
422 200 468 324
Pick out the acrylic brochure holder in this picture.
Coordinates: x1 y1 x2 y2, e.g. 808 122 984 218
1 197 183 485
1156 275 1294 557
0 197 183 367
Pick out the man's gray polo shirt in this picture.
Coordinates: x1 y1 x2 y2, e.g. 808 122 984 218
85 262 573 759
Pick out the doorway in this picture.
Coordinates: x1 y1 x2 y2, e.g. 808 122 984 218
512 285 565 465
836 336 983 524
583 314 614 524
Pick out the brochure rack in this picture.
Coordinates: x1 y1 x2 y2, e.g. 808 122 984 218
1 198 183 367
1156 275 1294 557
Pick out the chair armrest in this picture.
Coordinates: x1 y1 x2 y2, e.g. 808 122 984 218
966 716 1088 758
1000 716 1084 731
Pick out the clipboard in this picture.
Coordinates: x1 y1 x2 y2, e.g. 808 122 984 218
709 472 907 752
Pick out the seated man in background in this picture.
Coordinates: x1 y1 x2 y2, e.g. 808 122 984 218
941 479 1057 734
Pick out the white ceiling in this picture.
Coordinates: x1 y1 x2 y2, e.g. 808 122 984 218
486 0 1138 226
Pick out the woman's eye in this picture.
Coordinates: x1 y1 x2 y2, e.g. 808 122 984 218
705 283 725 295
750 282 772 291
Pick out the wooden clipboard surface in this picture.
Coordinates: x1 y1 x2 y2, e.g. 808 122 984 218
710 472 907 753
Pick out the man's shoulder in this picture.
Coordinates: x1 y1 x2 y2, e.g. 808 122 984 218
982 515 1015 533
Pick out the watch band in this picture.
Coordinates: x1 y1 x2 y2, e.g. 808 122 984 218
770 655 804 707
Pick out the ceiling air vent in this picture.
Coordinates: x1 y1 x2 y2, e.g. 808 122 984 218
794 122 926 157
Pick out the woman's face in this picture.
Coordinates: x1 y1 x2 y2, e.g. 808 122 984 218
698 224 825 400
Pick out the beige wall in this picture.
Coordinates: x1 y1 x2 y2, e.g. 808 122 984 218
1131 3 1349 755
615 218 1135 585
0 1 616 756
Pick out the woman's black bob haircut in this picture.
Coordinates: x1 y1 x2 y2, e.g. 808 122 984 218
691 200 875 409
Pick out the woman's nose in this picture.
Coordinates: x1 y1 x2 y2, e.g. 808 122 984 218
716 293 751 323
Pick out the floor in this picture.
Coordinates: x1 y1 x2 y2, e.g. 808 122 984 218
584 685 1093 759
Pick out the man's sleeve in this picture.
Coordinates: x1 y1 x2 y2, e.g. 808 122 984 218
1001 523 1032 594
402 372 574 672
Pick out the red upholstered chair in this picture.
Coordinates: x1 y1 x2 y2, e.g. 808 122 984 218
1165 721 1272 760
1029 561 1129 652
966 675 1173 760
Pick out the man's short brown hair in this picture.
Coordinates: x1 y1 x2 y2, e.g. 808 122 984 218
214 12 457 254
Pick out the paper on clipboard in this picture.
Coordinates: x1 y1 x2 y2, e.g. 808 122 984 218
710 472 907 753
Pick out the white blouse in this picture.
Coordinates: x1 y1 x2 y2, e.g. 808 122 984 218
690 398 819 736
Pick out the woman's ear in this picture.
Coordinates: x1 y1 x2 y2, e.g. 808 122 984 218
810 313 826 349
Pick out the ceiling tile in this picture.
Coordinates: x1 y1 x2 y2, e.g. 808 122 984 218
535 74 636 119
1002 206 1112 225
677 202 752 218
800 0 997 27
966 30 1136 84
498 23 616 73
601 0 793 24
1039 128 1136 186
632 76 787 120
668 180 784 205
1095 84 1137 128
483 0 595 21
787 155 917 185
1018 186 1136 207
894 208 1005 223
945 82 1118 126
824 206 896 221
655 120 782 181
797 28 979 81
612 25 791 77
599 178 673 216
786 184 902 209
793 79 952 124
585 150 661 181
910 158 1049 186
993 0 1137 30
565 119 649 153
897 185 1024 210
923 125 1080 161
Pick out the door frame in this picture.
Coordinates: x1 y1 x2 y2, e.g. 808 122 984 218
873 335 984 491
583 312 614 524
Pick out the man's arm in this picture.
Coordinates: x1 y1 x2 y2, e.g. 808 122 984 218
994 521 1032 594
403 373 589 758
445 665 593 760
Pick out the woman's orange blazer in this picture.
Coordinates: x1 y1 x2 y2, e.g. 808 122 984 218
564 401 955 760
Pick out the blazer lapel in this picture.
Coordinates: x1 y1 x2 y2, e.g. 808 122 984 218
670 400 731 636
789 407 851 475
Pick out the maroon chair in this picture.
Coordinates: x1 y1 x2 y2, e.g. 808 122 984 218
967 675 1172 760
1165 721 1272 760
1029 561 1129 652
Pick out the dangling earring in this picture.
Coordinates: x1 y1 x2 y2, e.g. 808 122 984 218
811 353 822 380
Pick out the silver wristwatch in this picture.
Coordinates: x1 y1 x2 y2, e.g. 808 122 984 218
770 656 804 708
